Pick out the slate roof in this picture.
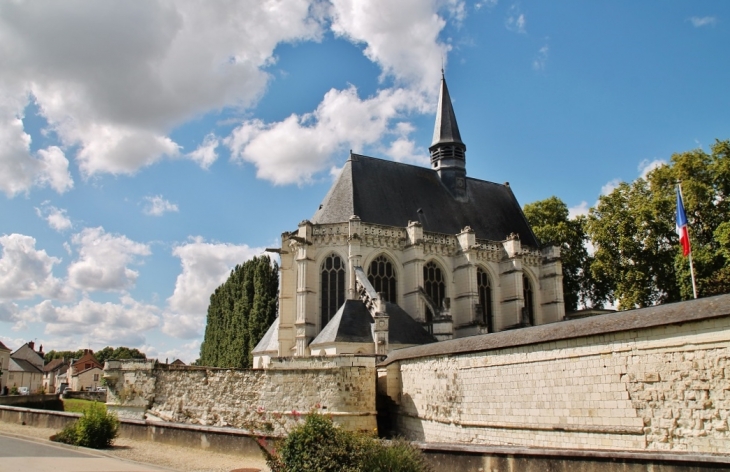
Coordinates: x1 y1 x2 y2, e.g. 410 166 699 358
311 154 540 247
9 358 42 374
0 340 10 351
252 317 280 354
43 358 67 373
431 75 464 147
311 299 437 347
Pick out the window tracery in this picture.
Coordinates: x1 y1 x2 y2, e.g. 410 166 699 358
367 255 397 303
321 253 345 328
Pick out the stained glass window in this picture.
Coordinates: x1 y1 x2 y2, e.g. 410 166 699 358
477 267 493 332
321 253 345 328
367 255 397 303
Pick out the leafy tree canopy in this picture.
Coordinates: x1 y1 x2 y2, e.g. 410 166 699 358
524 196 593 312
199 255 279 369
44 346 146 364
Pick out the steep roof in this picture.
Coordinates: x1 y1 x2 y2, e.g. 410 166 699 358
252 318 280 354
9 358 42 374
431 74 464 148
311 154 540 247
0 340 10 351
311 300 437 347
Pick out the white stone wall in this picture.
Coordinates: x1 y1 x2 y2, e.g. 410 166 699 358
106 357 377 436
393 315 730 453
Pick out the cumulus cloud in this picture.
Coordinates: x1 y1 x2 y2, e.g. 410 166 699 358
329 0 452 92
0 234 69 301
29 295 161 347
35 203 72 231
689 16 717 27
0 0 324 179
143 195 179 216
568 201 590 219
67 227 151 291
163 237 266 338
227 86 428 185
185 133 219 169
638 158 666 179
475 0 498 10
601 178 621 196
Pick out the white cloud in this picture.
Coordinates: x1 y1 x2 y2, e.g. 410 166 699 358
227 86 428 185
28 295 161 347
689 16 717 27
0 234 69 301
0 100 73 196
638 158 666 179
35 203 72 231
163 237 266 338
329 0 453 92
475 0 498 10
0 0 324 179
67 227 151 292
601 178 621 196
505 7 526 34
533 44 549 71
568 201 589 219
186 133 219 169
143 195 179 216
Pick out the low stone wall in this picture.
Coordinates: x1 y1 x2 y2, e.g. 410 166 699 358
63 390 107 402
0 394 63 411
104 356 377 436
383 294 730 454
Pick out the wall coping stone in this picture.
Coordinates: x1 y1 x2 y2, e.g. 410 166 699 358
416 441 730 465
382 293 730 365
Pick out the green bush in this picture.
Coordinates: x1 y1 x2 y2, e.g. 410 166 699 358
52 402 119 449
263 414 430 472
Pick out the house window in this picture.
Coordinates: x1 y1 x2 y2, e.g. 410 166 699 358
423 261 446 334
368 255 397 303
477 267 494 332
523 275 535 326
320 253 346 328
93 374 99 381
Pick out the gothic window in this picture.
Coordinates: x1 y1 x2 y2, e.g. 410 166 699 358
423 261 446 334
321 253 345 328
523 275 535 326
477 267 494 332
367 255 397 303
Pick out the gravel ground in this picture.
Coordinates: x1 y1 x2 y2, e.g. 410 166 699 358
0 421 270 472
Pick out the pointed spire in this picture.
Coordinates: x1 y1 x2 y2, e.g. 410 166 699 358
431 72 464 148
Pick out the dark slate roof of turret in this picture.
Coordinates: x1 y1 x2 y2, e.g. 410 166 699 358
311 300 437 347
431 75 463 147
311 154 540 247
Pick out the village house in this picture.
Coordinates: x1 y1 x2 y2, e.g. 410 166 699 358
8 341 44 393
0 341 10 393
42 358 69 394
69 349 103 391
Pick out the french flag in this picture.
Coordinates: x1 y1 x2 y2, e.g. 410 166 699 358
676 187 691 257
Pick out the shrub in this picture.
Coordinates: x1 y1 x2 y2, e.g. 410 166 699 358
52 402 119 449
263 414 430 472
9 386 18 395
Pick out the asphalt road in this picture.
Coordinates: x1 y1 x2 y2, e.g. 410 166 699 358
0 433 171 472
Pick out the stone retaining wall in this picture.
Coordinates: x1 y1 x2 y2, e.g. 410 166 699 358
383 294 730 454
104 356 377 436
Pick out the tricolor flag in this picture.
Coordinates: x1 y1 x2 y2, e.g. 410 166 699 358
676 187 691 257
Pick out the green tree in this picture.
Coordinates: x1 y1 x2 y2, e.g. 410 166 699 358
199 255 279 368
588 139 730 308
524 196 593 311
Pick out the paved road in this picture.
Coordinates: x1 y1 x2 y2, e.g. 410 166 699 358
0 433 171 472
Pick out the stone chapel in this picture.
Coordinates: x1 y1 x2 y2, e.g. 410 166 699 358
253 76 565 368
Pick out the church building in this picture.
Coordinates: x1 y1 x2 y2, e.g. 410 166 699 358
253 76 564 367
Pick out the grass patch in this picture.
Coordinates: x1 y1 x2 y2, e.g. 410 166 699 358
63 399 106 414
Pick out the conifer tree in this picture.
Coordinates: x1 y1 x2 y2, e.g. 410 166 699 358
199 255 279 368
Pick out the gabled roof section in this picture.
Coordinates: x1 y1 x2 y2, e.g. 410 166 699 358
384 302 438 346
43 358 68 373
9 358 42 374
0 340 10 351
252 317 280 354
312 300 374 345
311 154 540 247
431 74 464 147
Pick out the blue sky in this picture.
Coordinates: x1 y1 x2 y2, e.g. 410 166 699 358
1 1 727 362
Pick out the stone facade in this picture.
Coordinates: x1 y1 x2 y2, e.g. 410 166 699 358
384 295 730 454
104 356 377 437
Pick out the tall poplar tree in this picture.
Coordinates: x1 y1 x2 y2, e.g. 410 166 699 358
199 255 278 368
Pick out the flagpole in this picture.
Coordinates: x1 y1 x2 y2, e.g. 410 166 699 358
677 182 698 299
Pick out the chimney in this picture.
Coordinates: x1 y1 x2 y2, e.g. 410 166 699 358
28 341 35 350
